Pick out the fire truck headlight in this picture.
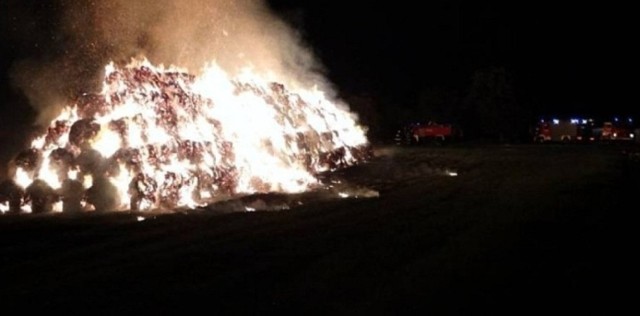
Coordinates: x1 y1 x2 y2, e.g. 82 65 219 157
631 133 635 139
613 132 617 138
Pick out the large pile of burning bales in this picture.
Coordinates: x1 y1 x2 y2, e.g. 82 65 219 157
1 59 370 214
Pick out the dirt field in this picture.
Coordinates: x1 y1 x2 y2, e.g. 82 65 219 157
1 144 637 314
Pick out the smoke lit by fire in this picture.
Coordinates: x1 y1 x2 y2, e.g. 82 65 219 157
2 59 369 213
1 0 372 214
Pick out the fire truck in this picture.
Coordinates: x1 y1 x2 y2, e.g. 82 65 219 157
533 118 595 143
600 117 635 142
395 121 461 145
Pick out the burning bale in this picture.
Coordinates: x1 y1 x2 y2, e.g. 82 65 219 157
24 179 57 214
58 178 84 214
86 175 118 213
0 180 24 214
6 59 370 213
14 149 41 173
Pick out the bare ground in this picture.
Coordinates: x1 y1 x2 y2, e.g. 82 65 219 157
1 144 638 314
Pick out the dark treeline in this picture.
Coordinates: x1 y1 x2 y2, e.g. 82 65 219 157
346 65 635 144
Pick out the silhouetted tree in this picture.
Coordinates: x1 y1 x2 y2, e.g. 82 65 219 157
417 86 463 123
464 67 529 141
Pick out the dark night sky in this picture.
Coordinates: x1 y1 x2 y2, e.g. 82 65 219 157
272 0 637 114
1 0 636 132
267 1 635 117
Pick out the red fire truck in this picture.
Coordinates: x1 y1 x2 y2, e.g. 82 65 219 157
395 121 461 145
533 118 595 143
600 118 635 142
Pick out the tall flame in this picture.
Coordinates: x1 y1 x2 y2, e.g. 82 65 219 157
8 59 369 212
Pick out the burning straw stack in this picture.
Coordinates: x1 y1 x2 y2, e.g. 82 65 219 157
1 61 371 214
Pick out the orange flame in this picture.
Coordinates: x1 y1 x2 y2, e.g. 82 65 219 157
10 58 369 212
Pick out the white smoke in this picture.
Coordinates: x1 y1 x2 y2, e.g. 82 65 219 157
10 0 337 125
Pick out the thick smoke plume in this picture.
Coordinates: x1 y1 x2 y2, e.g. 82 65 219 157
10 0 329 125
